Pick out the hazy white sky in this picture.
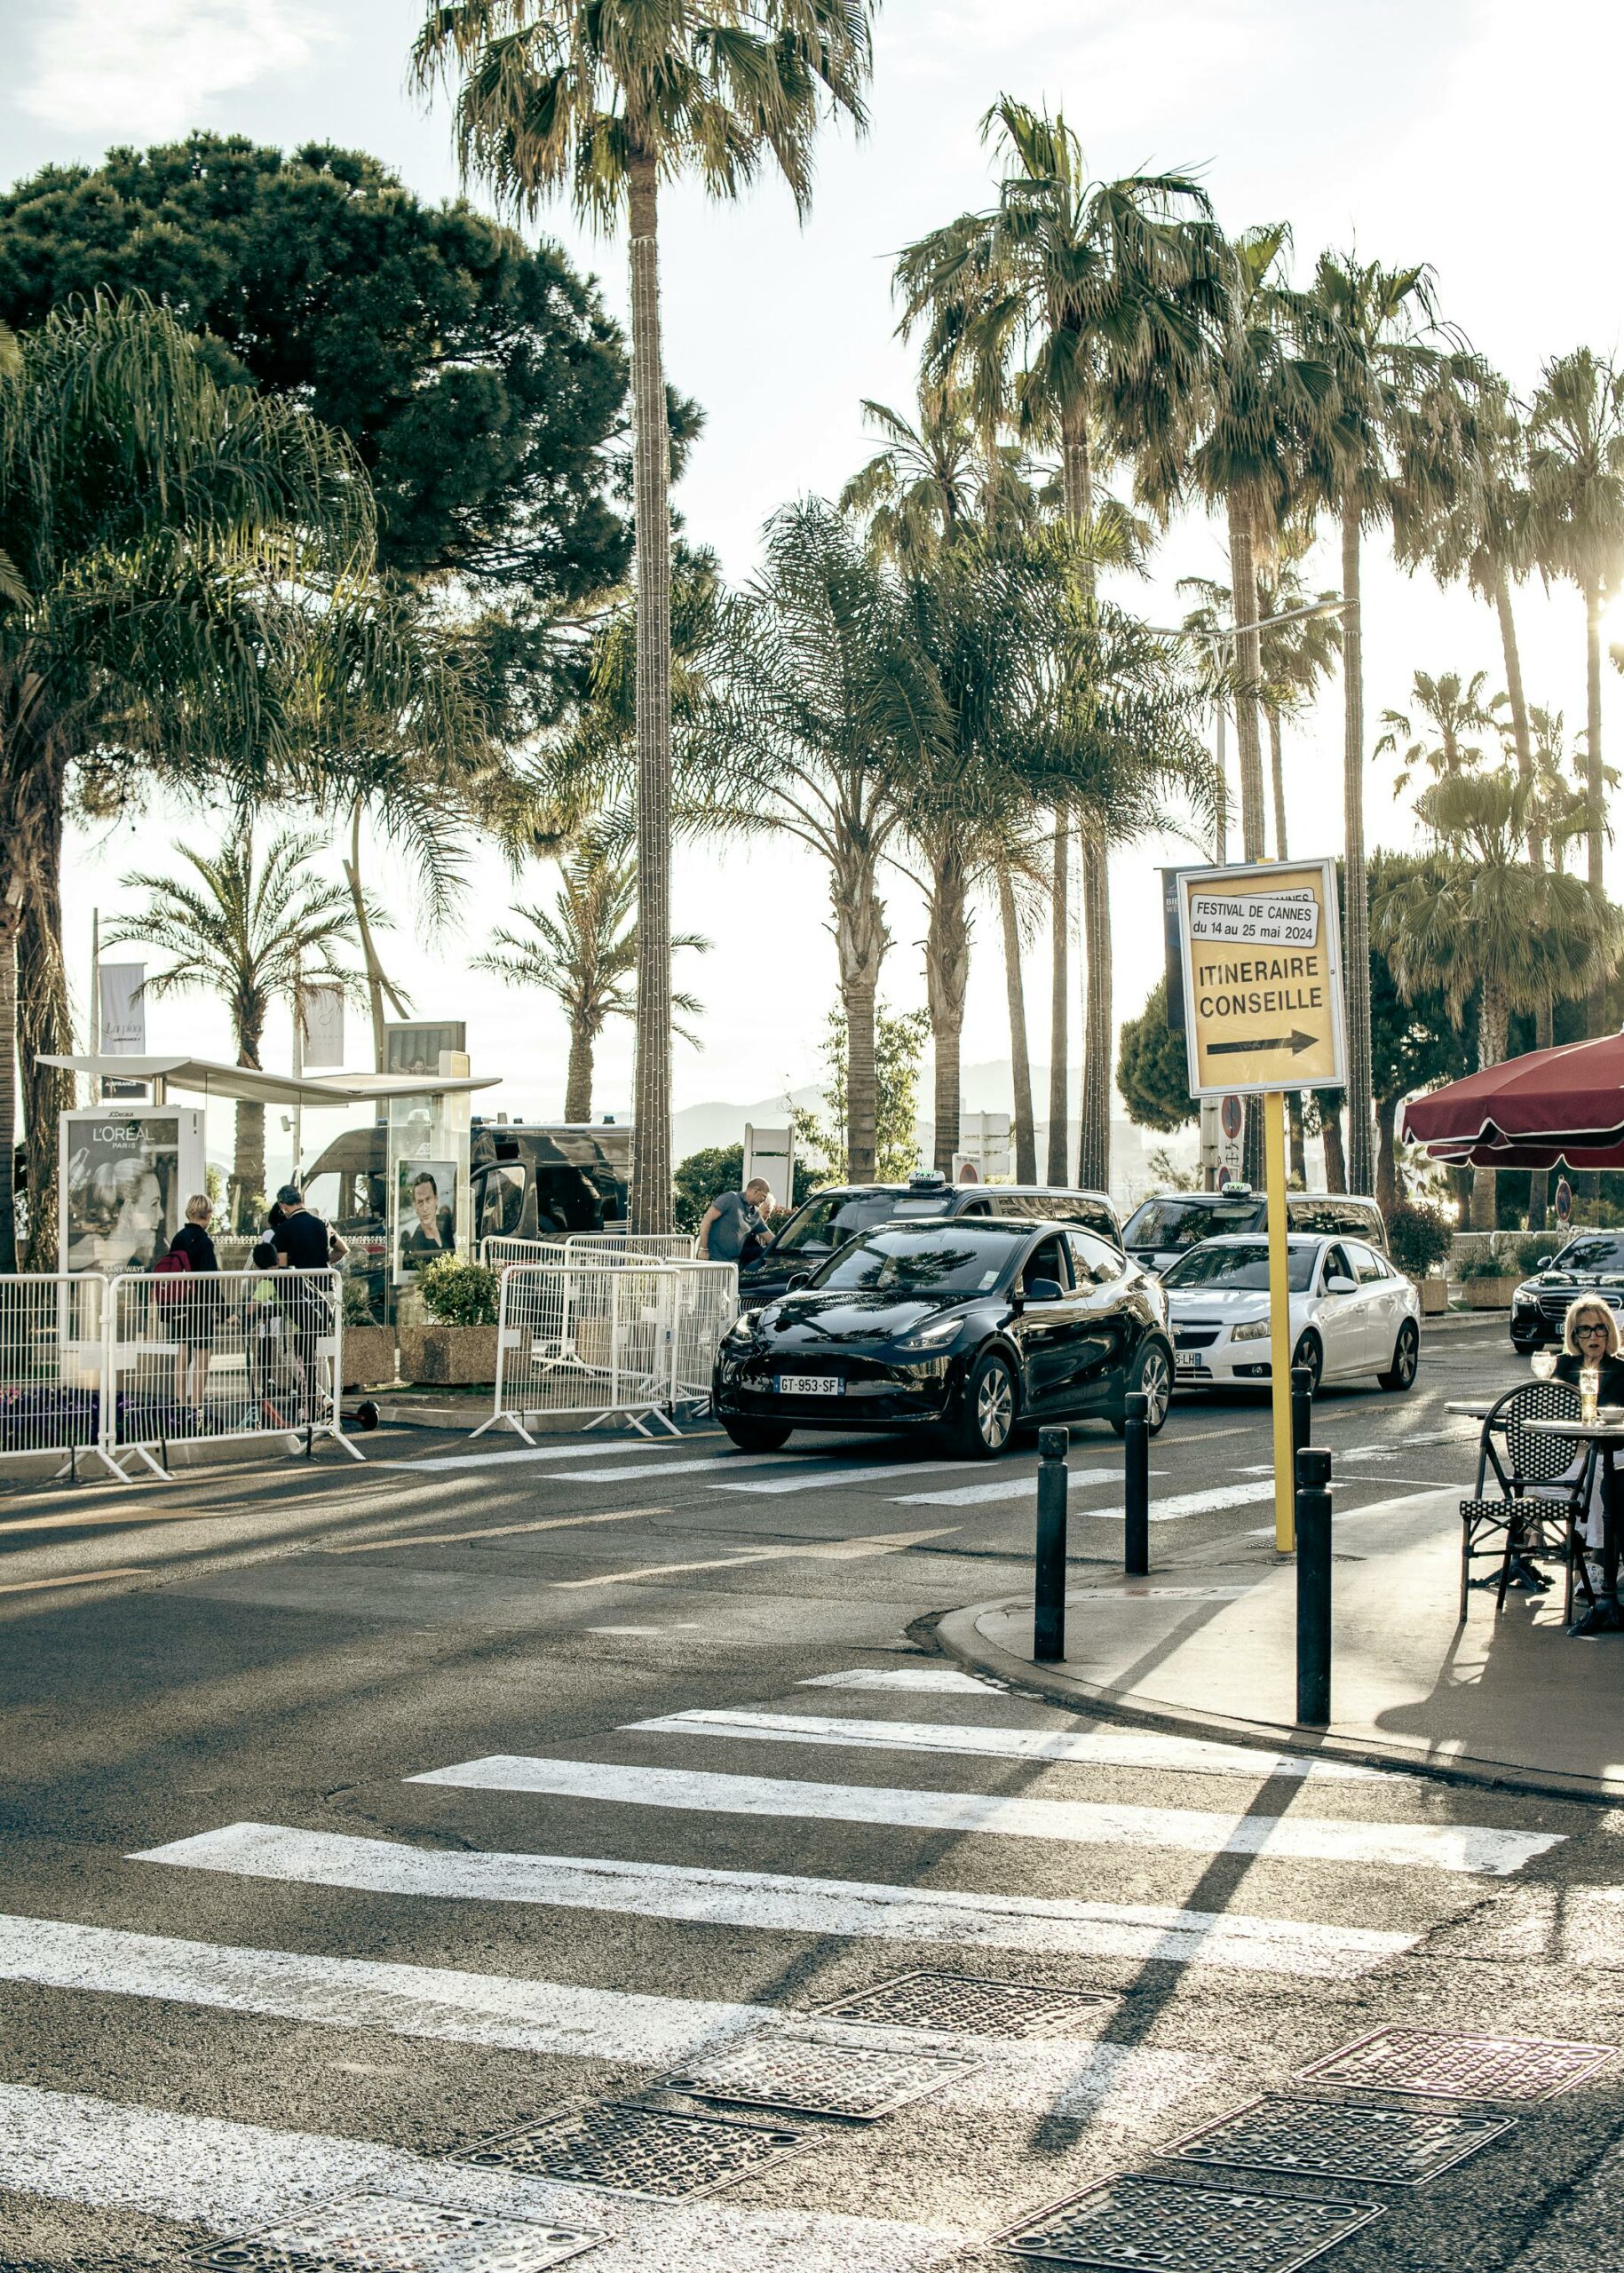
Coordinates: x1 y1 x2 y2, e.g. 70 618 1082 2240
8 0 1622 1176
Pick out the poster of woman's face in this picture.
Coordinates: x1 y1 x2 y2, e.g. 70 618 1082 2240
64 1118 179 1273
395 1160 456 1279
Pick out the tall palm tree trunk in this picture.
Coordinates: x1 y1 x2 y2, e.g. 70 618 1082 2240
1320 1099 1348 1194
1586 575 1606 1036
1375 1097 1398 1217
926 847 970 1177
997 867 1036 1184
1340 511 1374 1197
346 801 389 1073
1528 994 1553 1228
1045 819 1068 1181
20 792 72 1269
1288 1093 1306 1186
627 150 674 1233
1470 978 1509 1229
833 851 886 1185
1225 496 1267 860
564 1028 594 1125
1494 573 1540 859
0 900 18 1275
1266 705 1288 859
1077 817 1112 1191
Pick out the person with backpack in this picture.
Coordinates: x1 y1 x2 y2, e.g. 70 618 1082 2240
270 1184 345 1422
157 1193 220 1414
697 1178 777 1264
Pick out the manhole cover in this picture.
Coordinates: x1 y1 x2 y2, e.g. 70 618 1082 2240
1299 2027 1619 2103
197 2191 603 2270
1174 2094 1517 2186
999 2175 1382 2271
456 2102 813 2199
818 1970 1118 2038
663 2027 973 2119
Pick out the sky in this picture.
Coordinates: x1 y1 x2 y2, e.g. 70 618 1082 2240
7 0 1624 1184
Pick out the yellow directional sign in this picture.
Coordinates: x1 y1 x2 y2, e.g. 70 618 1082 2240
1176 857 1347 1098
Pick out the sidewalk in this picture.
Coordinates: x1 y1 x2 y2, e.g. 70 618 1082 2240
940 1484 1624 1803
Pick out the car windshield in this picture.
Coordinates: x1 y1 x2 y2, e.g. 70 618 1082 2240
773 1191 943 1255
1163 1240 1317 1293
1550 1234 1624 1274
1121 1198 1260 1249
811 1224 1026 1295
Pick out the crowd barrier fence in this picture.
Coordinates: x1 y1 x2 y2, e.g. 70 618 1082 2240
0 1274 115 1481
479 1231 697 1271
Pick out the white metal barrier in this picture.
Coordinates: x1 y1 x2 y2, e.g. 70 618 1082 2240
479 1231 696 1271
105 1266 359 1479
473 1258 738 1442
0 1274 112 1480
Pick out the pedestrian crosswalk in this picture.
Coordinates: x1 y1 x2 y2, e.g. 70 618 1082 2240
3 1649 1594 2268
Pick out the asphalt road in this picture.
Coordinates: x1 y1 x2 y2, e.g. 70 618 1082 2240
1 1313 1620 2270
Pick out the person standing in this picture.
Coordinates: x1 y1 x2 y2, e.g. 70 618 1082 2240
167 1192 220 1413
697 1177 775 1263
271 1184 345 1421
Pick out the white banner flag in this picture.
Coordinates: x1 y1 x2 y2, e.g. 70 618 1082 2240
99 963 146 1055
299 985 345 1069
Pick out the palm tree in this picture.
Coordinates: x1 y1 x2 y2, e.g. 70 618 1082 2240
475 846 706 1121
109 830 370 1228
838 384 986 565
415 0 876 1233
1302 250 1467 1199
897 96 1224 1192
1373 764 1616 1228
1528 347 1624 1022
994 857 1042 1182
1374 669 1496 796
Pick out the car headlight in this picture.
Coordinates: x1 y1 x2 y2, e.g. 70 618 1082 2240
1230 1319 1271 1342
899 1313 967 1351
724 1311 759 1344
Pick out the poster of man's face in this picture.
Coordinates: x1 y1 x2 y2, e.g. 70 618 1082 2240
64 1118 179 1273
395 1160 456 1279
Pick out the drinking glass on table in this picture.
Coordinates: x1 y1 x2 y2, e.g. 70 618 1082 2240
1531 1348 1558 1382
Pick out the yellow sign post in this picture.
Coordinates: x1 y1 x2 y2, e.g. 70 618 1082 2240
1174 859 1347 1554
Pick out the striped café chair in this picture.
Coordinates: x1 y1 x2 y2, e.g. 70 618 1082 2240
1459 1379 1595 1623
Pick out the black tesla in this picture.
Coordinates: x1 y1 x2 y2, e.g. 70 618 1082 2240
712 1216 1174 1458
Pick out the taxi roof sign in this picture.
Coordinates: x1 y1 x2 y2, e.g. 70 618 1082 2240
1176 857 1347 1097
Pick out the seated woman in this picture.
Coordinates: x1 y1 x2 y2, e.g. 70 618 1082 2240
1549 1296 1624 1575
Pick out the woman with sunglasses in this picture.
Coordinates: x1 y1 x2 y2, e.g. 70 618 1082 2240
1550 1299 1624 1578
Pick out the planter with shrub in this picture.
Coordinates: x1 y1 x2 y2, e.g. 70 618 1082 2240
1460 1252 1522 1310
1386 1200 1454 1314
341 1275 397 1387
397 1256 500 1386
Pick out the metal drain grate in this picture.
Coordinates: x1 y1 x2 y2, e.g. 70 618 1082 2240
1299 2026 1620 2103
663 2027 973 2119
817 1970 1117 2038
456 2101 813 2200
999 2174 1382 2271
1173 2094 1517 2186
196 2191 603 2271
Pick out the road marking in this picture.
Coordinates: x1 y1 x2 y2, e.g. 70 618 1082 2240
134 1821 1417 1974
586 1623 705 1635
0 1566 145 1596
534 1451 811 1483
798 1667 1006 1692
1067 1585 1258 1601
375 1440 677 1471
890 1467 1118 1508
1160 1424 1252 1444
322 1508 666 1556
0 2082 961 2273
548 1525 960 1591
1077 1480 1279 1523
622 1710 1393 1784
409 1758 1554 1877
715 1460 988 1495
0 1914 1208 2123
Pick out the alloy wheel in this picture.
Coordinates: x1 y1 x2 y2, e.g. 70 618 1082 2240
977 1362 1015 1450
1138 1345 1171 1430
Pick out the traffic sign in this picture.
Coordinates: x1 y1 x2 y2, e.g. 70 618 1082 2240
1219 1095 1244 1141
1556 1176 1573 1224
1176 859 1346 1097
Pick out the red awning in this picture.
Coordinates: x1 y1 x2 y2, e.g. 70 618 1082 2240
1402 1032 1624 1168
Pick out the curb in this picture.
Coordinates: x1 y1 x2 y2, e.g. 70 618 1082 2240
933 1596 1623 1809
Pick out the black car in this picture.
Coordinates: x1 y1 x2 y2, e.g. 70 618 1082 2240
1509 1231 1624 1350
713 1216 1173 1459
741 1171 1122 1305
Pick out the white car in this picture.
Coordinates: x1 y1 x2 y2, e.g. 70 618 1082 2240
1163 1232 1420 1396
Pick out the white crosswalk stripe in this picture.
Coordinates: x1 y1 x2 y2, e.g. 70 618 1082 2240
622 1707 1400 1784
407 1755 1556 1876
0 1913 1213 2123
0 2083 964 2273
797 1667 1005 1692
134 1820 1415 1974
890 1467 1117 1507
715 1460 988 1495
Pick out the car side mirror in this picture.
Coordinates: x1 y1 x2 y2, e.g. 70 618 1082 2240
1326 1273 1356 1295
787 1271 811 1291
1538 1255 1554 1270
1026 1276 1066 1303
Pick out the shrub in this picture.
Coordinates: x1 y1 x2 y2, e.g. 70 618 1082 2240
1461 1249 1520 1280
1385 1200 1454 1279
1513 1232 1560 1276
418 1255 498 1326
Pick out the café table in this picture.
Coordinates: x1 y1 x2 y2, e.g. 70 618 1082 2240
1525 1412 1624 1636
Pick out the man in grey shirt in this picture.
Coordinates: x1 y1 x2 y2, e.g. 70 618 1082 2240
698 1178 775 1262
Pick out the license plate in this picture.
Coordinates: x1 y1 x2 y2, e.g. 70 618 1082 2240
778 1374 842 1396
1175 1352 1208 1374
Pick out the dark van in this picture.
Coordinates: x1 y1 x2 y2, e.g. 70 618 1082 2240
1120 1184 1388 1276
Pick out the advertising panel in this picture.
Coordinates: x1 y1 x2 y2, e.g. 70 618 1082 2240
59 1108 204 1274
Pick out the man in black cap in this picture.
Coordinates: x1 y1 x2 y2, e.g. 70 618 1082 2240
271 1184 345 1420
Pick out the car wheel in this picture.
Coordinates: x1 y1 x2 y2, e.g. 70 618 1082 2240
1110 1340 1173 1437
954 1352 1018 1459
721 1417 793 1453
1378 1319 1420 1391
1292 1331 1323 1397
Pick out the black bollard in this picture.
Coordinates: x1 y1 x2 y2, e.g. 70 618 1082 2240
1034 1425 1070 1662
1295 1445 1333 1725
1123 1390 1150 1577
1291 1364 1312 1477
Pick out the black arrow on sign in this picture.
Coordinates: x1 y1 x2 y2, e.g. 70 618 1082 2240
1208 1029 1318 1057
